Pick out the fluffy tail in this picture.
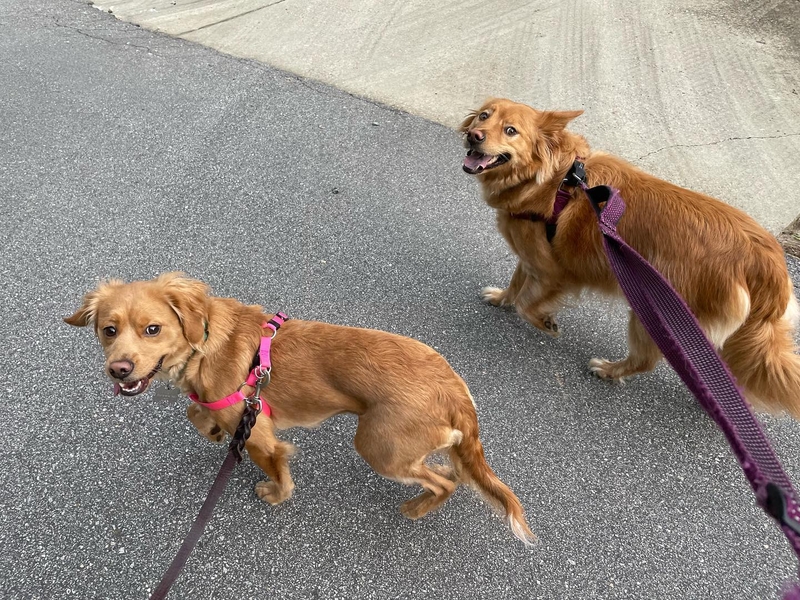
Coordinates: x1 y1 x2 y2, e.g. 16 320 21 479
450 398 536 545
721 302 800 417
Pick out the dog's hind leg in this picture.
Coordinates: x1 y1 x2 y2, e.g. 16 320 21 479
396 464 458 520
354 419 459 519
589 311 662 382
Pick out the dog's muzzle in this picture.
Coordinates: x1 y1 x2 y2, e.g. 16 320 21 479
113 356 164 397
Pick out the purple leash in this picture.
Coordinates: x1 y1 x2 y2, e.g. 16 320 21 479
582 183 800 598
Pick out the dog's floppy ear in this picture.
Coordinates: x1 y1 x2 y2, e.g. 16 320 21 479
157 272 210 347
460 110 479 133
64 279 124 328
538 109 583 133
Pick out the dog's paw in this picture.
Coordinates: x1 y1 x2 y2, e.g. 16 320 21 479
186 403 227 443
400 492 436 520
481 286 510 307
255 480 293 505
588 358 627 384
541 315 560 337
203 425 227 444
521 313 560 338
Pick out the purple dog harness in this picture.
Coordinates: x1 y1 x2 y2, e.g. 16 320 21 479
576 175 800 597
510 160 586 241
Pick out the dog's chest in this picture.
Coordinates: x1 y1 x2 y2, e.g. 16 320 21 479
497 215 548 269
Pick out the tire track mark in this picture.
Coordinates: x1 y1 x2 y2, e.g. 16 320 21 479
174 0 286 36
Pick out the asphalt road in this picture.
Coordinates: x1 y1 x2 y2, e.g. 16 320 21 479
2 2 800 599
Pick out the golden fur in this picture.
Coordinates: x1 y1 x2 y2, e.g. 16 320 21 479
65 272 535 544
461 98 800 417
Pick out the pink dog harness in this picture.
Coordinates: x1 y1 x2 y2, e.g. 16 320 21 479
188 312 288 416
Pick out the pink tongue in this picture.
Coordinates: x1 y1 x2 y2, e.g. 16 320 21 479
113 383 121 397
464 152 494 171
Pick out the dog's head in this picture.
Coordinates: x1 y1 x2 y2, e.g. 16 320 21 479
64 272 210 396
460 98 583 187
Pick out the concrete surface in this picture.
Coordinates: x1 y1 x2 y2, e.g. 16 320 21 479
781 214 800 258
2 1 800 599
89 0 800 234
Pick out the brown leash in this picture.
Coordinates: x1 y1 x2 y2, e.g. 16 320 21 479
149 401 261 599
150 314 287 598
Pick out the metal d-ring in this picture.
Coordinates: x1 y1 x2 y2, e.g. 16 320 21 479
254 366 271 386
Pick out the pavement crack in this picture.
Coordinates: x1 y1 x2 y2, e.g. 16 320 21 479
635 132 800 162
52 19 162 56
174 0 286 36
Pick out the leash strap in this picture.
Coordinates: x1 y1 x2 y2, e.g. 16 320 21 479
149 451 238 600
149 400 261 599
583 183 800 594
150 314 289 598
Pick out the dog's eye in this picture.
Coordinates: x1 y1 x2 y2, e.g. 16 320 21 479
505 126 517 136
145 324 161 336
479 112 489 120
103 326 116 337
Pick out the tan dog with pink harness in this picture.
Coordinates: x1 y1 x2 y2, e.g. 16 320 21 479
65 272 535 545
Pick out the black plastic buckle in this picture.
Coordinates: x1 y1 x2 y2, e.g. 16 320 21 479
582 184 613 218
563 160 586 187
765 483 800 536
267 313 288 331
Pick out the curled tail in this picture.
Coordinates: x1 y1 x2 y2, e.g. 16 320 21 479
721 297 800 417
450 396 536 545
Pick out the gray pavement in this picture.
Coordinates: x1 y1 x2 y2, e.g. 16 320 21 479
2 1 800 599
90 0 800 235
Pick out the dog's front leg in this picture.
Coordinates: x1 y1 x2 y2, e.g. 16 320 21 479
186 403 226 443
483 263 563 337
514 277 564 337
481 261 528 307
246 417 296 506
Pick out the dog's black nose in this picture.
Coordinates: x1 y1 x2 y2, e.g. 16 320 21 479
109 360 134 380
468 129 485 144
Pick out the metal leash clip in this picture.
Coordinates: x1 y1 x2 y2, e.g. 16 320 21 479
248 374 269 416
245 394 263 416
254 364 271 387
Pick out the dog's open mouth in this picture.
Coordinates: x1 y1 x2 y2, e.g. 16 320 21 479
113 357 164 397
114 379 149 397
463 150 510 174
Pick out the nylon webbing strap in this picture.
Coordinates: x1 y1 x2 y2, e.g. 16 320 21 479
582 184 800 589
149 451 238 599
